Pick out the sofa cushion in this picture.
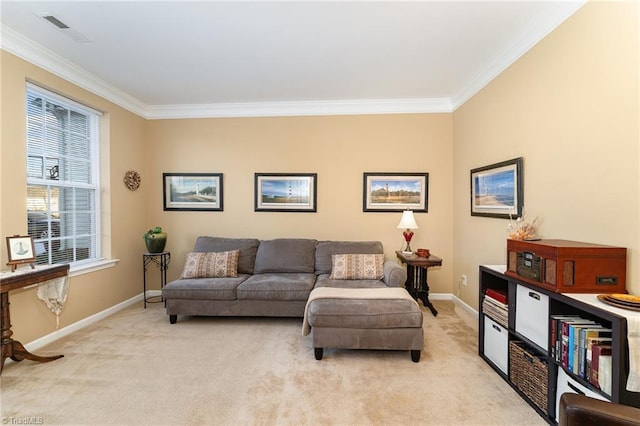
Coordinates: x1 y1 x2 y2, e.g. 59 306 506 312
253 238 317 274
330 253 384 280
237 273 316 301
162 275 250 300
307 297 423 329
181 251 239 278
314 274 387 289
194 236 260 274
315 241 383 275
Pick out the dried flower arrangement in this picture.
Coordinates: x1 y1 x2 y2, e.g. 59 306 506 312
507 211 538 240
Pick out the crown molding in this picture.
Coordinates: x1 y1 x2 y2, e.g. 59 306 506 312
451 0 586 109
1 24 452 119
1 25 148 117
2 0 585 119
145 98 453 119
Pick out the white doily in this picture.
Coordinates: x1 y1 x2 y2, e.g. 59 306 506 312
36 275 69 329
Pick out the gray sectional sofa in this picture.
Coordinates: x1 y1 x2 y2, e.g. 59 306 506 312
162 236 407 322
162 236 425 361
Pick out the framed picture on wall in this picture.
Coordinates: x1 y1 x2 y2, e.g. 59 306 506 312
163 173 223 211
470 157 523 219
254 173 317 212
363 172 429 212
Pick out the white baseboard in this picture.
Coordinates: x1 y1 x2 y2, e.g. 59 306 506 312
17 290 160 355
14 291 476 359
431 292 479 318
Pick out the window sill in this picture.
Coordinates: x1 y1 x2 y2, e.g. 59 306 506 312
69 258 119 277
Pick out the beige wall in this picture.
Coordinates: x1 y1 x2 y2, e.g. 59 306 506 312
1 0 638 345
453 1 640 308
1 51 149 342
146 114 455 291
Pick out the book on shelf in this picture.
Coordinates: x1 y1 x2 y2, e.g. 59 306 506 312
560 317 597 368
586 335 612 381
580 327 612 379
570 321 598 375
590 343 612 392
483 294 507 310
482 296 507 328
551 315 580 360
485 288 507 305
598 354 612 396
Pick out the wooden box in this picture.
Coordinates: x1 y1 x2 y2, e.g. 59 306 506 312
506 239 627 293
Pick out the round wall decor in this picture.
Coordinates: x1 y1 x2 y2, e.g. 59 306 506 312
123 170 141 191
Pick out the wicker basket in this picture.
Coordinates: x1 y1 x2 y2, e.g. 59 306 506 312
509 341 548 413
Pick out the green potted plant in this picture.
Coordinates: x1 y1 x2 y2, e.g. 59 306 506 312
143 226 167 253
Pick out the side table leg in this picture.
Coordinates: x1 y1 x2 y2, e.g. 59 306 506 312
420 293 438 317
143 256 147 309
417 267 438 317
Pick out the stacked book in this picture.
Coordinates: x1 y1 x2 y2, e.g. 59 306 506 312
482 288 508 328
550 314 612 395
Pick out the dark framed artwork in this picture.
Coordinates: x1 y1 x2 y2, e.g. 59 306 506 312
363 173 429 212
163 173 223 211
254 173 317 212
470 157 523 219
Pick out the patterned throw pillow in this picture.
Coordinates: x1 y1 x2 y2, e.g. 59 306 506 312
329 253 384 280
181 250 239 278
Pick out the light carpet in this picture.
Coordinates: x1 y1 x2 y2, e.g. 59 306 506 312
0 300 545 425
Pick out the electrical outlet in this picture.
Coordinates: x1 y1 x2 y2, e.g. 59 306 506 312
461 274 467 287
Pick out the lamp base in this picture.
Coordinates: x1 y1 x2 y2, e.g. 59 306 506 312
402 241 414 254
402 230 414 255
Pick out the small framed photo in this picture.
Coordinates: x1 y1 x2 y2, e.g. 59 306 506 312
255 173 317 212
163 173 223 211
6 235 36 270
363 173 429 212
470 157 523 219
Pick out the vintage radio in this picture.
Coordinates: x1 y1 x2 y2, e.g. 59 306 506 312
506 239 627 293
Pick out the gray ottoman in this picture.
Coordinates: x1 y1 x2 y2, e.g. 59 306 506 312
305 291 424 362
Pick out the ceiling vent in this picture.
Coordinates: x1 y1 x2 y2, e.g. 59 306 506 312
39 13 92 43
42 15 69 29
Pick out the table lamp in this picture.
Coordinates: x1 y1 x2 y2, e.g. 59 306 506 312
397 209 418 254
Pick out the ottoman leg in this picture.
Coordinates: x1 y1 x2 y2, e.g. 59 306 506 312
314 348 323 360
411 350 421 363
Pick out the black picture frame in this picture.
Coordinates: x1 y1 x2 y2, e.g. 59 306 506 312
363 172 429 212
254 173 317 212
163 173 223 211
470 157 523 219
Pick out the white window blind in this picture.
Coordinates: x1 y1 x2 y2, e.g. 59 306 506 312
26 84 101 266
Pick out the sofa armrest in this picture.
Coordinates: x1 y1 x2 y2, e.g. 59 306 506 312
559 393 640 426
383 260 407 288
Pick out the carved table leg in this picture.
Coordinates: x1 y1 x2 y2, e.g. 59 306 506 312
406 265 438 317
1 291 63 374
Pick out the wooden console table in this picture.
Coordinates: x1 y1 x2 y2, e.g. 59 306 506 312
396 251 442 317
1 264 69 374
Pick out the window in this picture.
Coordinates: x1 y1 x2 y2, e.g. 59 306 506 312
26 84 101 267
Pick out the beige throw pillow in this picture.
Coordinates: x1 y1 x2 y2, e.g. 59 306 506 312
181 250 239 278
330 253 384 280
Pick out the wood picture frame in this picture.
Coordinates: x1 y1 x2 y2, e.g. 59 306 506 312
470 157 523 219
6 235 36 271
363 172 429 212
254 173 317 212
163 173 223 211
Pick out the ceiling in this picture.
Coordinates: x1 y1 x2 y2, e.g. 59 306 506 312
0 1 586 119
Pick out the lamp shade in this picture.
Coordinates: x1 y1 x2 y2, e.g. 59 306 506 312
397 210 418 229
